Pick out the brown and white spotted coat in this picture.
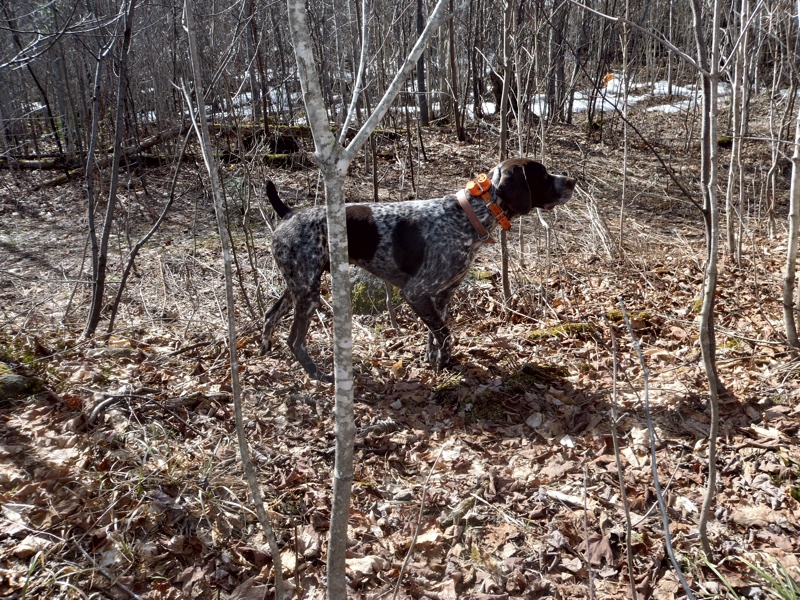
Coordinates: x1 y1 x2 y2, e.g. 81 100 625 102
262 158 576 382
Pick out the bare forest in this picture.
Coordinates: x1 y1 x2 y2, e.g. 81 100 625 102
1 0 800 598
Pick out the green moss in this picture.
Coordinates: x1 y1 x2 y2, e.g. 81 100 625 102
464 393 506 424
527 322 598 339
506 363 569 393
723 338 743 350
430 374 466 403
468 269 494 281
351 282 402 315
605 309 653 323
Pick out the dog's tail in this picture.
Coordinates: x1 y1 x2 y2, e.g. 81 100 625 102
266 180 292 219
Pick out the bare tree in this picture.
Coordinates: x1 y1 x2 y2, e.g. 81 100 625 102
689 0 723 557
183 0 284 597
285 0 458 594
783 0 800 347
499 0 514 301
84 0 136 338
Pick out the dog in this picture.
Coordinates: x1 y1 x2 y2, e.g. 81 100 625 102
262 158 576 382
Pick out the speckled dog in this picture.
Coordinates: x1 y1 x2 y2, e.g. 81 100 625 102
262 158 576 382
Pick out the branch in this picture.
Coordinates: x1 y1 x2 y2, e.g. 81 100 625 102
286 0 338 163
617 297 696 600
183 1 284 596
568 0 709 78
343 0 469 162
338 0 370 146
719 0 765 74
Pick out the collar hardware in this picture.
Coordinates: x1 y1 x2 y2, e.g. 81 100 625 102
466 173 511 231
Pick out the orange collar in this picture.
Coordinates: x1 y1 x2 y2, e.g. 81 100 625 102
465 173 511 231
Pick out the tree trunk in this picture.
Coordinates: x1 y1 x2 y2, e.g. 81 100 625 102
783 2 800 347
416 0 430 126
84 0 136 338
183 1 285 597
285 0 455 595
691 0 722 557
448 0 464 141
499 0 514 301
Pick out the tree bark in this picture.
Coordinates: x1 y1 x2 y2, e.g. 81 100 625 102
183 1 284 597
499 0 514 301
285 0 457 595
84 0 136 338
690 0 722 558
783 0 800 348
416 0 430 126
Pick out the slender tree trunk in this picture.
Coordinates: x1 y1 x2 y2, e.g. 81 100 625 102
182 1 285 597
499 0 514 301
691 0 722 557
448 0 464 141
84 0 136 338
285 1 456 595
245 0 262 123
782 0 800 348
416 0 430 126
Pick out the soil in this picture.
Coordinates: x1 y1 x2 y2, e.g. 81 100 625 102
1 100 799 599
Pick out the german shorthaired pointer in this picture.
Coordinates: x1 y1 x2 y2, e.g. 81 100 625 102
262 158 576 382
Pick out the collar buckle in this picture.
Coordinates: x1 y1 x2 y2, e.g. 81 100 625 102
465 173 511 231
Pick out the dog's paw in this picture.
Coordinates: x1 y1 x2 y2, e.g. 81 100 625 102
435 347 452 370
424 343 440 366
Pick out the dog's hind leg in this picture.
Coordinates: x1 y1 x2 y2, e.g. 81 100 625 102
287 290 332 383
261 289 292 353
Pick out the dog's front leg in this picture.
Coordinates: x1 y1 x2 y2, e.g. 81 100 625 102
404 292 451 369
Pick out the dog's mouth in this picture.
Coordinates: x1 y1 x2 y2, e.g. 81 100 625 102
540 199 567 211
542 177 576 210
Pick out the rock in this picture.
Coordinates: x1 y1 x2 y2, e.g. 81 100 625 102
0 362 38 400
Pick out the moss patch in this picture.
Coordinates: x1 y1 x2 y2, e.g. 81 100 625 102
527 322 598 340
506 362 570 393
605 309 653 323
351 282 402 315
463 393 506 424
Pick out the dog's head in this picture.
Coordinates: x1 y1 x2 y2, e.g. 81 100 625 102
490 158 576 218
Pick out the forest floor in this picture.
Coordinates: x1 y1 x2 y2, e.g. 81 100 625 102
1 97 800 600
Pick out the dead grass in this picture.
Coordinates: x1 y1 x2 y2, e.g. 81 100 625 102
1 100 799 599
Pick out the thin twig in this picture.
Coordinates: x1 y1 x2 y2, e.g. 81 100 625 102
617 297 696 600
582 467 595 600
605 316 638 600
75 545 144 600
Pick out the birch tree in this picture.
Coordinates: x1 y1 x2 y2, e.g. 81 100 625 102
285 0 460 595
783 0 800 348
